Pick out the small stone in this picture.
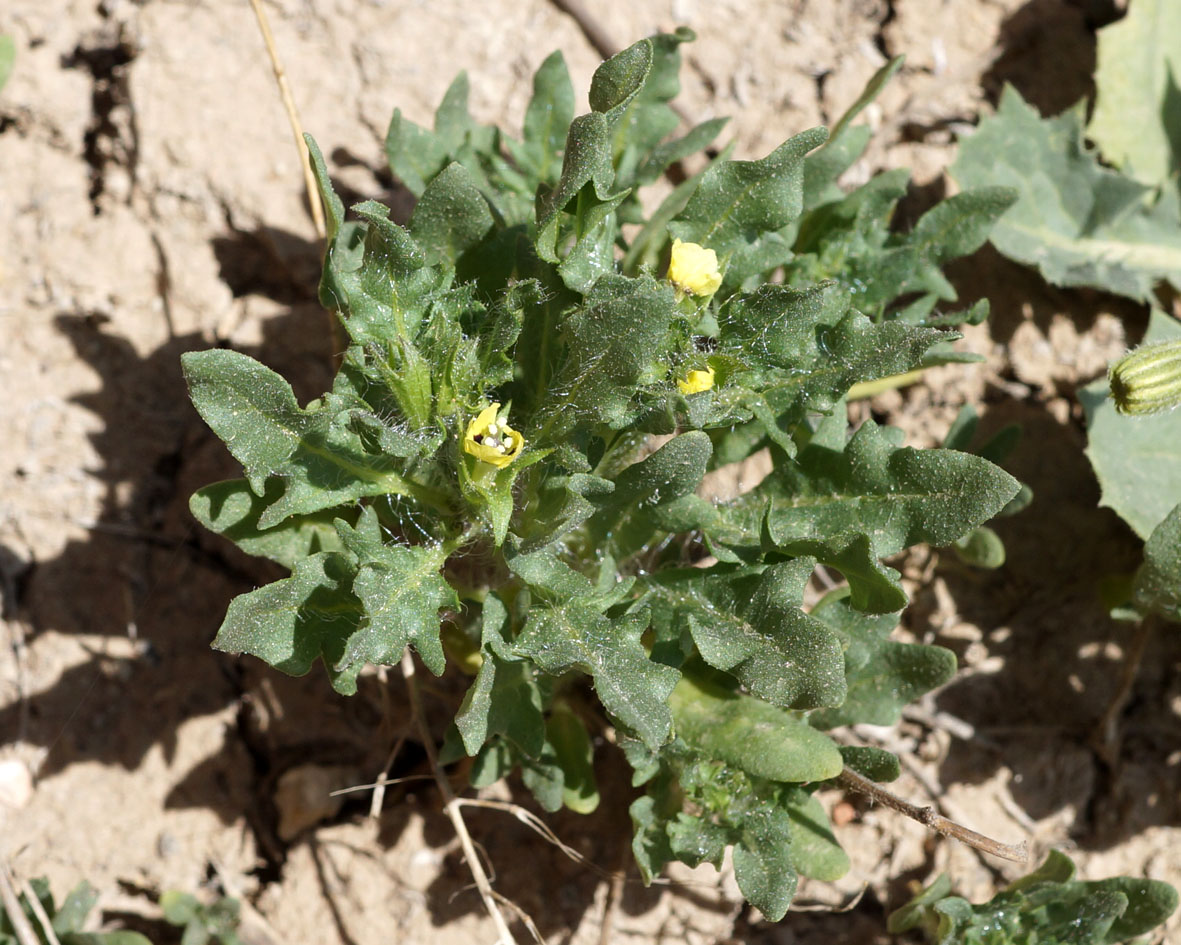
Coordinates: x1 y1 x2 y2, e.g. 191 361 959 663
0 759 34 809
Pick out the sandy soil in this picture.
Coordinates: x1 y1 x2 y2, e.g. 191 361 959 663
1 1 1178 943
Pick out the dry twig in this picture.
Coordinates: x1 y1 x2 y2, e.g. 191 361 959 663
246 0 326 240
836 766 1029 864
400 652 521 944
0 861 40 945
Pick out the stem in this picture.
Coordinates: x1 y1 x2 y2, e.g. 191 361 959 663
1092 616 1156 766
247 0 326 240
836 766 1029 864
0 862 40 945
400 652 519 945
846 369 927 401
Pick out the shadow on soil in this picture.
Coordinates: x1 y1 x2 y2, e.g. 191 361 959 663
905 245 1181 851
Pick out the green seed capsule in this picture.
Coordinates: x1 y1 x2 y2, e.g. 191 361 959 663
1109 339 1181 416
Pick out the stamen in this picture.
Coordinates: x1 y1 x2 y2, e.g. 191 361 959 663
487 422 499 435
502 435 514 450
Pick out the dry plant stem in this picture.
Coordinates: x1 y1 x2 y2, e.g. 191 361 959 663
19 877 62 945
836 766 1029 864
1093 616 1155 767
548 0 617 59
0 861 40 945
597 838 630 945
400 652 520 945
246 0 326 241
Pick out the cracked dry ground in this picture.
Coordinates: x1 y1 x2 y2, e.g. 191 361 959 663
1 1 1178 943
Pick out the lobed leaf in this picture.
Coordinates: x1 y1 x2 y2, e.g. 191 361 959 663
952 86 1181 300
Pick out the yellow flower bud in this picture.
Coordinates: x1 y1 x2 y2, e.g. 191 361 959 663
1109 339 1181 416
463 402 524 468
667 238 722 298
677 365 716 395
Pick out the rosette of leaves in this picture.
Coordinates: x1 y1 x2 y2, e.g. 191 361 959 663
184 33 1020 918
889 849 1178 945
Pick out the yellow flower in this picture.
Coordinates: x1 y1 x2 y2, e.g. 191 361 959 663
677 365 716 395
463 402 524 468
667 238 722 298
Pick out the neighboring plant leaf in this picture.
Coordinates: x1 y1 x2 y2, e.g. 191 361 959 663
1134 502 1181 622
889 849 1179 945
1087 0 1181 187
952 86 1181 300
1081 309 1181 540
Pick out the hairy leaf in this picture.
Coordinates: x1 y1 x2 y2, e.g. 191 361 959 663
334 510 458 679
182 350 424 528
190 479 352 569
212 552 364 694
669 675 843 782
807 592 957 729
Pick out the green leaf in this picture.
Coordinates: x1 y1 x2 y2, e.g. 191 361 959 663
807 593 956 729
513 602 678 749
190 479 351 569
342 201 442 344
535 112 615 253
517 51 575 183
1082 309 1181 540
212 552 364 694
408 162 494 266
952 525 1007 570
183 350 430 528
669 675 843 782
1135 502 1181 622
1088 0 1181 187
303 135 344 242
385 110 449 197
589 39 653 114
650 561 847 710
454 595 546 756
434 72 473 152
951 86 1181 300
890 851 1179 945
784 790 850 881
334 510 458 678
532 274 677 436
547 706 600 812
159 891 201 926
590 431 712 556
670 127 829 257
732 808 798 921
765 420 1020 557
53 883 98 934
838 745 901 782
